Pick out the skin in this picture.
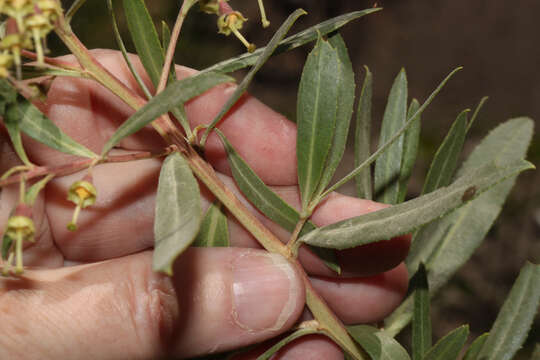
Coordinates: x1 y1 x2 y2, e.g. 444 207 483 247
0 50 410 359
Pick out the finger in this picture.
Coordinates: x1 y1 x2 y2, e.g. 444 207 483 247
0 248 304 359
310 263 409 324
27 49 297 185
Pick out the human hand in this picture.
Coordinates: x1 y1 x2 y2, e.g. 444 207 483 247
0 50 409 359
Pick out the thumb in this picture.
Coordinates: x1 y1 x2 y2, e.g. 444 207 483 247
0 248 304 359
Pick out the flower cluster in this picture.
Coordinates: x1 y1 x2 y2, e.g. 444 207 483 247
0 0 63 77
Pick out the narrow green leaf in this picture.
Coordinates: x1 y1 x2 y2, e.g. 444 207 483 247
463 333 489 360
423 325 469 360
65 0 87 23
385 118 534 337
300 159 533 249
215 129 340 273
348 325 411 360
25 174 54 205
256 328 319 360
374 69 408 204
101 72 233 155
478 262 540 360
297 37 340 210
122 0 163 86
192 201 229 247
412 263 431 360
421 109 469 195
13 96 97 158
203 9 381 75
314 33 356 195
398 99 421 203
3 103 32 166
322 67 462 197
354 66 373 200
201 9 307 145
153 152 202 275
107 0 152 99
467 96 488 133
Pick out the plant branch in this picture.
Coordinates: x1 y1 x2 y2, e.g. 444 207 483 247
52 15 366 358
0 148 174 187
155 0 197 95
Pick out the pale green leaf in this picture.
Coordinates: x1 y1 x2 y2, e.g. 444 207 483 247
354 66 373 200
374 69 408 204
348 325 411 360
423 326 469 360
297 37 340 210
215 129 340 273
256 328 319 360
192 201 229 247
200 9 307 145
203 9 381 74
153 152 202 275
123 0 163 86
314 33 356 195
467 96 488 133
25 174 54 205
463 333 489 360
398 99 421 203
421 109 469 195
407 118 534 285
477 262 540 360
412 263 431 360
385 118 534 337
322 67 462 197
300 159 533 249
101 72 233 155
14 97 97 158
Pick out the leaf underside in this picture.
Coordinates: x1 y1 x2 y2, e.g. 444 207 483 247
153 152 202 275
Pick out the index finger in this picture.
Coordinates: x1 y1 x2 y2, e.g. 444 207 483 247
24 49 298 186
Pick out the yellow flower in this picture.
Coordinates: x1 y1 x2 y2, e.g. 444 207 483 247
67 179 97 231
217 11 255 52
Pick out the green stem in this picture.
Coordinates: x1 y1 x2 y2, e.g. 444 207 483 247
15 232 23 274
65 0 88 24
155 0 197 95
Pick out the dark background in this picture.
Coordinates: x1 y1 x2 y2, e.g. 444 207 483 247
60 0 539 352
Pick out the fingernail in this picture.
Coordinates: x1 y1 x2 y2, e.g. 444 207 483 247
232 252 297 331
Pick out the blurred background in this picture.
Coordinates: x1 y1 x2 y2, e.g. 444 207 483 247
59 0 539 353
